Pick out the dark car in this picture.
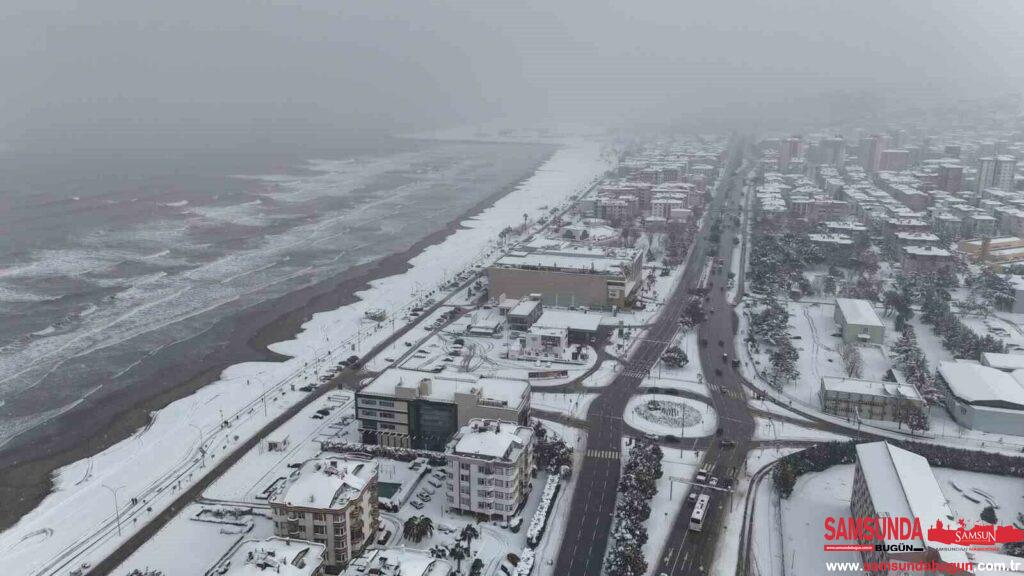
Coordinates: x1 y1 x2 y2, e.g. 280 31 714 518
719 439 737 448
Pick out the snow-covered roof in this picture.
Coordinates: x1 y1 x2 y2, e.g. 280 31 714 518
212 538 325 576
509 299 541 318
449 419 533 461
820 376 922 402
342 547 451 576
273 457 376 510
834 298 884 328
854 442 962 558
937 361 1024 409
903 246 952 257
534 309 602 332
981 351 1024 371
808 233 853 245
360 368 529 409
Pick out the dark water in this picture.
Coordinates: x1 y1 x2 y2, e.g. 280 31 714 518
0 137 554 447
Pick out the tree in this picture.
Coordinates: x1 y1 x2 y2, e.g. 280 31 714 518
450 544 468 574
461 524 480 555
403 515 434 543
469 558 485 576
840 343 863 378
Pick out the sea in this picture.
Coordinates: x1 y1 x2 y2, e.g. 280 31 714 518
0 135 555 452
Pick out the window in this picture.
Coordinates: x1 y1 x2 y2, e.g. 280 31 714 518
314 525 326 534
313 513 325 521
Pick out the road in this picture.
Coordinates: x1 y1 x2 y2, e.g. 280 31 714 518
554 138 753 576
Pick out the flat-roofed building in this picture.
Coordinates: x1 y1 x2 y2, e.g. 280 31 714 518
357 369 529 450
342 548 452 576
445 419 534 521
506 297 543 332
270 457 378 570
210 537 326 576
487 243 644 309
850 442 971 576
820 376 925 423
833 298 885 345
936 360 1024 435
901 245 954 275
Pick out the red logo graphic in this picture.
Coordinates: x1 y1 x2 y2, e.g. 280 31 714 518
927 519 1024 546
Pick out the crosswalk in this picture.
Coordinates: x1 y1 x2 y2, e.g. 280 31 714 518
585 449 621 460
622 369 649 379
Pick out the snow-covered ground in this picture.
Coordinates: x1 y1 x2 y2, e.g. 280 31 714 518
780 464 859 576
0 141 611 576
582 357 621 389
116 502 276 576
753 417 851 443
531 392 598 420
639 331 707 396
623 394 717 437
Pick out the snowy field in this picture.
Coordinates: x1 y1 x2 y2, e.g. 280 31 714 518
0 141 611 576
531 392 598 420
753 417 851 443
116 502 276 575
779 464 859 576
623 394 717 437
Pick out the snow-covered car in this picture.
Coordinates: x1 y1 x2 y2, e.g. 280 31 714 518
410 500 425 509
709 477 719 487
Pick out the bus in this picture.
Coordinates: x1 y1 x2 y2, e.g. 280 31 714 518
689 494 711 532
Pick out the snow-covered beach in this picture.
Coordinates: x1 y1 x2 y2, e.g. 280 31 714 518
0 139 611 576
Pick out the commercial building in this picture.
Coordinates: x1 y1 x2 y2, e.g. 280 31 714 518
850 442 971 576
445 419 534 521
357 369 529 451
936 361 1024 435
819 376 925 423
270 458 378 570
533 309 603 344
506 297 543 332
209 537 326 576
833 298 885 345
487 243 644 309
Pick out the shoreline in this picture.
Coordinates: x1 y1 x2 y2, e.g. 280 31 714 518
0 145 556 531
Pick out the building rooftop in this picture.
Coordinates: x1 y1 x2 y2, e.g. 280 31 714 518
342 548 451 576
821 376 922 401
273 457 376 510
981 351 1024 371
360 368 529 410
212 538 325 576
854 442 965 564
834 298 884 328
449 419 534 461
903 246 952 257
534 309 602 332
509 299 541 318
937 361 1024 409
808 233 853 245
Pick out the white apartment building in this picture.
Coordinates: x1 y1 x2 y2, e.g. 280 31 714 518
270 457 379 570
445 419 534 521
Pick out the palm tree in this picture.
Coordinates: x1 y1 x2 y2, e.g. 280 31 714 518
403 515 435 543
460 524 480 554
449 544 467 574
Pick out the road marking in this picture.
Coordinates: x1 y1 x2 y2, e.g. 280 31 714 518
585 449 621 460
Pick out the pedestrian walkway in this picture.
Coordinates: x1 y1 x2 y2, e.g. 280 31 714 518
585 449 620 460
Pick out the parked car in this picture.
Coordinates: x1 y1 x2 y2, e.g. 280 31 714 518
411 500 425 509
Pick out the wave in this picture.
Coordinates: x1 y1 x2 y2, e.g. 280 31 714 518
162 200 189 207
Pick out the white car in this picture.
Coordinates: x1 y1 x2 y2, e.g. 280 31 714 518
411 500 425 509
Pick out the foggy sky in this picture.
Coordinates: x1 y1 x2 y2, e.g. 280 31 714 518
2 0 1022 144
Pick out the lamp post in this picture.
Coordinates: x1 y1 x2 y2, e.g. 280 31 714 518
102 483 125 536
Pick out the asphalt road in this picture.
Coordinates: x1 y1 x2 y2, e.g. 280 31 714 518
554 139 751 576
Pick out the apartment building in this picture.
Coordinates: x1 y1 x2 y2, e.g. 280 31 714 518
445 419 534 521
819 376 925 423
270 457 379 570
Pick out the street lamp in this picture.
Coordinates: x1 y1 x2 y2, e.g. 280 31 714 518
102 483 125 536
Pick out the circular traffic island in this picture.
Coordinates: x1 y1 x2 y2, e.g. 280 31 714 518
623 394 718 437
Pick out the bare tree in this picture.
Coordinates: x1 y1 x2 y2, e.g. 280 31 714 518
840 342 863 378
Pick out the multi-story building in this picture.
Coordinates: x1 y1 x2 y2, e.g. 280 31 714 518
833 298 885 345
976 155 1017 192
879 149 910 171
850 442 972 576
937 163 963 192
357 369 530 451
487 243 644 309
445 419 534 521
342 548 452 576
270 457 379 570
819 136 846 167
209 537 326 576
819 376 925 423
858 135 885 173
901 245 954 275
